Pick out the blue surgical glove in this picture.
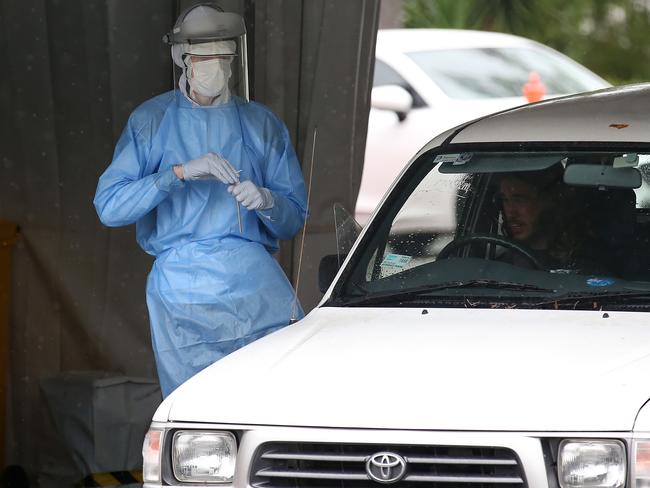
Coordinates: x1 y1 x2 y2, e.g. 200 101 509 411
228 181 274 210
181 152 239 184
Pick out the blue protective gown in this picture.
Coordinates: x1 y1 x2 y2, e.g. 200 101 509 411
94 91 308 397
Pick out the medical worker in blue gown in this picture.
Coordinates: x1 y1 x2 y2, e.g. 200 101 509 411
93 3 308 397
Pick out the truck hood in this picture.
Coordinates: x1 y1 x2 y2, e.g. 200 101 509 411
162 307 650 431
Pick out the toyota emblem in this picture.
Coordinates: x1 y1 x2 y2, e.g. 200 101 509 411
366 452 407 484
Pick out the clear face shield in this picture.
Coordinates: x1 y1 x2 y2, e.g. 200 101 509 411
171 36 249 108
165 5 249 108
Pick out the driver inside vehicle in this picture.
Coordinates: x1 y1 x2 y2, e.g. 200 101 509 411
494 165 598 272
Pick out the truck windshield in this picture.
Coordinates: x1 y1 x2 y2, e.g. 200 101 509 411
333 149 650 310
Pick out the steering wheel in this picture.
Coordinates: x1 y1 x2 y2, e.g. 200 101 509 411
437 233 544 270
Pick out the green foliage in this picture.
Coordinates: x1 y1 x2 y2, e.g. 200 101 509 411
402 0 650 86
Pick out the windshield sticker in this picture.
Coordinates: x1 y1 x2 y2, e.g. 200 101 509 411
453 152 473 165
586 277 616 287
434 153 473 165
381 253 412 274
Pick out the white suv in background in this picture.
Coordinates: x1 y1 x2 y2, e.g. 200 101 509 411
356 28 610 226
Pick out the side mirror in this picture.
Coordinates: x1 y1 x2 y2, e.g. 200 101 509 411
318 254 345 293
371 85 413 122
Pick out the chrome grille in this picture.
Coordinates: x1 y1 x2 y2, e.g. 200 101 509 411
250 442 527 488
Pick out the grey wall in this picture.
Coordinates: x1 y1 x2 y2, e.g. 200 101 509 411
248 0 380 310
0 0 378 480
1 0 176 478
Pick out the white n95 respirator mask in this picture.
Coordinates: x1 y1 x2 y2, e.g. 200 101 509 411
187 58 231 98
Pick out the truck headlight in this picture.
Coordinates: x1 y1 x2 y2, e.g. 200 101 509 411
142 428 163 484
558 440 626 488
172 431 237 483
633 440 650 488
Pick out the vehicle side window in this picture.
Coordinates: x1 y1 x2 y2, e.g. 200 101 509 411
373 59 426 108
636 156 650 208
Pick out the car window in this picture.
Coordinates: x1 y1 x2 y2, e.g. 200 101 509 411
406 47 605 99
374 59 409 87
635 155 650 207
373 59 426 108
335 149 650 310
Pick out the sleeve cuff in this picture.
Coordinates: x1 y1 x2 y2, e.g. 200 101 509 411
256 206 275 221
154 168 185 192
256 188 276 219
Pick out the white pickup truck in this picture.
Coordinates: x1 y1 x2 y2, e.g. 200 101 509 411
142 83 650 488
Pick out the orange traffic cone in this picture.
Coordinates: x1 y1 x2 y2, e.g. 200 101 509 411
522 71 546 103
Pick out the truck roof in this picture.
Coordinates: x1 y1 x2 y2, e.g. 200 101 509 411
437 83 650 145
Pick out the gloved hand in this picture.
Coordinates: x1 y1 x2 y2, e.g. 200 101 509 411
181 152 239 184
228 181 274 210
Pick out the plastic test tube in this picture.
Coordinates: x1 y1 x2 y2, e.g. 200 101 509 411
234 171 243 233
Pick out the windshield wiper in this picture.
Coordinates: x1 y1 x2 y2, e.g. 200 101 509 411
528 290 650 308
340 280 555 306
